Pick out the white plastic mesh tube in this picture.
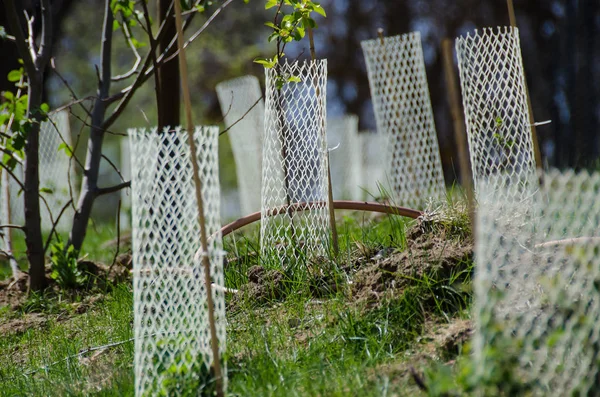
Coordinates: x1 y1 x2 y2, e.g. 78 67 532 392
120 137 131 230
129 126 226 396
6 110 76 232
359 131 386 200
260 59 331 262
216 75 264 217
475 169 600 395
327 115 361 200
361 32 446 209
456 27 537 201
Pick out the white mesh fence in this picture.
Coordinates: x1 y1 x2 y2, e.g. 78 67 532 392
474 169 600 395
327 115 361 200
4 110 76 232
456 27 537 202
359 131 386 200
120 137 131 230
129 126 226 396
260 59 331 263
216 75 264 217
361 32 445 209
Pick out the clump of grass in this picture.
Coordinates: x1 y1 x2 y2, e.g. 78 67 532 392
417 190 472 241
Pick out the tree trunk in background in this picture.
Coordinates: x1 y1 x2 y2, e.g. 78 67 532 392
157 0 180 130
68 0 113 252
575 0 598 166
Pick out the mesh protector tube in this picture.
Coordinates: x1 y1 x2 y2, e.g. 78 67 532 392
327 115 361 200
456 27 537 201
260 59 331 263
359 131 387 200
475 169 600 395
361 32 445 209
129 126 226 396
120 137 131 230
5 110 75 231
216 75 265 216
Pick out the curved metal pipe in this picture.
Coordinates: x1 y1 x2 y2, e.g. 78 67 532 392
220 200 422 237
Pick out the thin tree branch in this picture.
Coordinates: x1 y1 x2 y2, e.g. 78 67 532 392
0 162 24 190
103 8 200 128
3 0 36 75
38 0 53 66
140 0 163 128
43 199 73 254
50 58 93 118
163 0 235 63
111 21 142 81
46 114 85 170
24 10 37 63
0 224 25 231
101 154 126 182
97 181 131 196
219 95 264 136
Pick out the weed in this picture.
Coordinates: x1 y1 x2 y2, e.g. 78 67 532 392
49 236 86 290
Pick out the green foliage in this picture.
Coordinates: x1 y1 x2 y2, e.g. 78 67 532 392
254 0 327 88
49 236 87 289
1 67 49 172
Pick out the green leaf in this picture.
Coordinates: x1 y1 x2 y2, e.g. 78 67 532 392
58 142 74 157
264 22 278 29
287 76 301 83
3 91 14 102
253 57 276 68
40 187 54 194
312 4 326 17
130 37 147 49
40 103 50 114
265 0 278 9
112 19 120 31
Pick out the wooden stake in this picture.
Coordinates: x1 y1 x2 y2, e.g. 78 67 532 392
307 24 338 255
172 2 224 396
442 39 476 234
507 0 543 170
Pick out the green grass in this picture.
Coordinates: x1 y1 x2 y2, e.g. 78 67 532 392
0 206 474 396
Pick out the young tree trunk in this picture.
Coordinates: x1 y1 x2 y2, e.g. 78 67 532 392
24 81 47 291
3 0 54 291
157 0 180 129
68 0 113 252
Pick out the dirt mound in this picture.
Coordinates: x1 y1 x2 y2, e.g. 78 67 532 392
229 266 288 308
351 226 473 305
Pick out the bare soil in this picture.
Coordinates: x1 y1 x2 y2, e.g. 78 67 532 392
351 226 473 305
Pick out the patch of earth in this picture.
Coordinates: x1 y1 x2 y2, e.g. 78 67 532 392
351 225 473 306
0 312 48 336
0 273 28 311
415 318 473 361
229 265 287 308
